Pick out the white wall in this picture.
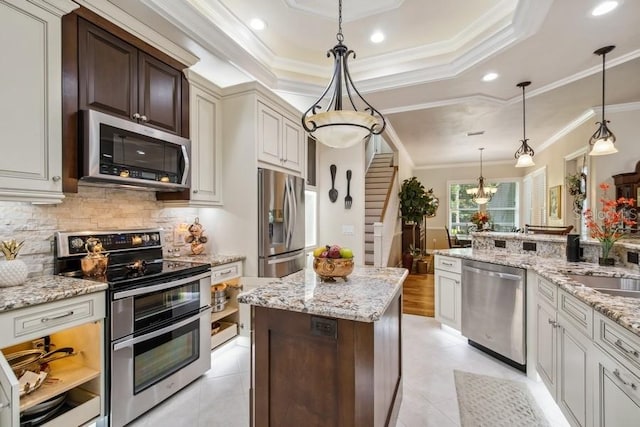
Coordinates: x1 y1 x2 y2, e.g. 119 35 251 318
317 143 366 264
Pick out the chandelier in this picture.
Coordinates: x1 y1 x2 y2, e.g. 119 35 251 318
467 148 498 205
301 0 386 148
589 45 617 156
514 81 535 167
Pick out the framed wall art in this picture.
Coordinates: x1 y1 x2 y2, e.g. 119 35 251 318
549 185 562 220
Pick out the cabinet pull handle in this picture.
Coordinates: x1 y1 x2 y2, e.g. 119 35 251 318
615 339 640 358
193 190 199 194
51 176 61 182
613 369 638 390
442 261 454 266
548 319 559 328
0 401 9 409
216 269 233 275
133 113 141 120
41 311 74 323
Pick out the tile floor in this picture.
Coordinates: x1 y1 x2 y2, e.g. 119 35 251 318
130 315 569 427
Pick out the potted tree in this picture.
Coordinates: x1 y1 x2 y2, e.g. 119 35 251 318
399 177 436 271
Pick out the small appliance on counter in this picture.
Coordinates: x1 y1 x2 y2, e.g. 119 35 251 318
566 234 582 262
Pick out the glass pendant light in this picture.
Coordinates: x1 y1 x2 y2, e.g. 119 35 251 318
589 45 618 156
514 81 535 167
466 148 498 205
301 0 386 148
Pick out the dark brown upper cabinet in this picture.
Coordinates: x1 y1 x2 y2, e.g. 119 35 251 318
78 19 182 135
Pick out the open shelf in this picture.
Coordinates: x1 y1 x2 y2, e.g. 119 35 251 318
19 362 100 412
210 322 238 349
210 306 238 323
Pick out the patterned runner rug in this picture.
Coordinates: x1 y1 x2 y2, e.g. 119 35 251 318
454 370 550 427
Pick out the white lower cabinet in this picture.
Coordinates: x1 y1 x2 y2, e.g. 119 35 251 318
0 292 105 427
536 298 557 393
593 344 640 427
434 255 462 331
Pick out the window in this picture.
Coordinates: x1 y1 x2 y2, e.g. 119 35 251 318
448 180 520 232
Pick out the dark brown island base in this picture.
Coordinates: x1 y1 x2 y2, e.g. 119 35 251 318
238 267 407 427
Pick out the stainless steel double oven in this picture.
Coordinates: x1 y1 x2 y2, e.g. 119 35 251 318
55 229 212 427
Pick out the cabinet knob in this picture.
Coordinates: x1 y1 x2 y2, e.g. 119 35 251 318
52 176 61 182
140 115 148 122
193 190 198 194
548 319 559 328
133 113 141 120
240 323 244 330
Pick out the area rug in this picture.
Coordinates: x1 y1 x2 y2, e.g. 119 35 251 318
453 370 550 427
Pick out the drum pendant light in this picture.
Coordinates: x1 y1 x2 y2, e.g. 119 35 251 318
301 0 386 148
589 45 618 156
466 148 498 205
514 81 535 168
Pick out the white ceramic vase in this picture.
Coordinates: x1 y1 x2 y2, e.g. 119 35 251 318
0 259 28 287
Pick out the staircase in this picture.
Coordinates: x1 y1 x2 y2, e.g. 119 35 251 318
364 153 395 265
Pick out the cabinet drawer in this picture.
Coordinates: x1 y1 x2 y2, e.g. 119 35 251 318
211 261 243 284
558 290 593 338
435 256 461 274
537 277 557 307
13 299 95 340
595 312 640 373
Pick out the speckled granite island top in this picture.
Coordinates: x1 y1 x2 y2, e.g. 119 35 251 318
0 276 108 312
173 253 246 267
435 248 640 336
237 267 408 322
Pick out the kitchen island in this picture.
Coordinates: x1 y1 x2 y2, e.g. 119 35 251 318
238 266 407 427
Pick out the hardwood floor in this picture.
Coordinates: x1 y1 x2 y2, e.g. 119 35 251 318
402 273 435 317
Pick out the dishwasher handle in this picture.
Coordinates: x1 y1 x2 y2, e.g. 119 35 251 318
463 265 523 281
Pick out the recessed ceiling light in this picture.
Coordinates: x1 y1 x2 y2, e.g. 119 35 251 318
592 1 619 16
250 18 266 31
482 72 499 82
370 31 385 43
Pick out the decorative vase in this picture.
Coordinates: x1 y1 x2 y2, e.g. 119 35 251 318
0 259 28 287
598 257 615 266
402 251 414 272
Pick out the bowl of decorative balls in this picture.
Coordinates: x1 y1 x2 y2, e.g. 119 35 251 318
312 244 354 281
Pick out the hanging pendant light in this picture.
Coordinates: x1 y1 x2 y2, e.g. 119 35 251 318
514 81 535 168
589 45 618 156
301 0 386 148
466 148 498 205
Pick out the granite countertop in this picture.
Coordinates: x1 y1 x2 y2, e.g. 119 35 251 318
435 248 640 336
171 254 246 267
0 276 108 312
237 266 408 322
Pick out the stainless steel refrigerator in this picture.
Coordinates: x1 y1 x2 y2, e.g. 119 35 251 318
258 168 306 277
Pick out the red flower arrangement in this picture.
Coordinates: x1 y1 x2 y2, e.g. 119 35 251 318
470 211 491 229
584 182 636 260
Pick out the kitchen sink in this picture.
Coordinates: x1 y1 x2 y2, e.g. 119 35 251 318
566 274 640 298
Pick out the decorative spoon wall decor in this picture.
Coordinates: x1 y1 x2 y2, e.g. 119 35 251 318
329 164 338 202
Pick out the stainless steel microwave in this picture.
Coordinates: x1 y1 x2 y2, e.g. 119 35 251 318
81 109 190 190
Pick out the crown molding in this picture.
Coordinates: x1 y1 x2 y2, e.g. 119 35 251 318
74 0 199 66
415 159 515 170
27 0 78 16
382 94 505 115
284 0 405 23
141 0 277 87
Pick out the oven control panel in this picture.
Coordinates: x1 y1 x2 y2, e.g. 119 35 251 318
56 230 163 256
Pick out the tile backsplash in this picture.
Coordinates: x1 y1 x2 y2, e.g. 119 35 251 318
0 184 198 277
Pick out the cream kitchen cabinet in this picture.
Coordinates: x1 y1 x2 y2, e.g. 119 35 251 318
257 101 304 174
593 312 640 427
535 276 594 427
0 0 78 204
164 70 223 207
0 292 105 427
434 255 462 331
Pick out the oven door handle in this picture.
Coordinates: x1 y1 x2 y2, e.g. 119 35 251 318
113 271 211 299
113 307 210 351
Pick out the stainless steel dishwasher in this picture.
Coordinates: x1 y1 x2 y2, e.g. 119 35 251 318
461 259 526 370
